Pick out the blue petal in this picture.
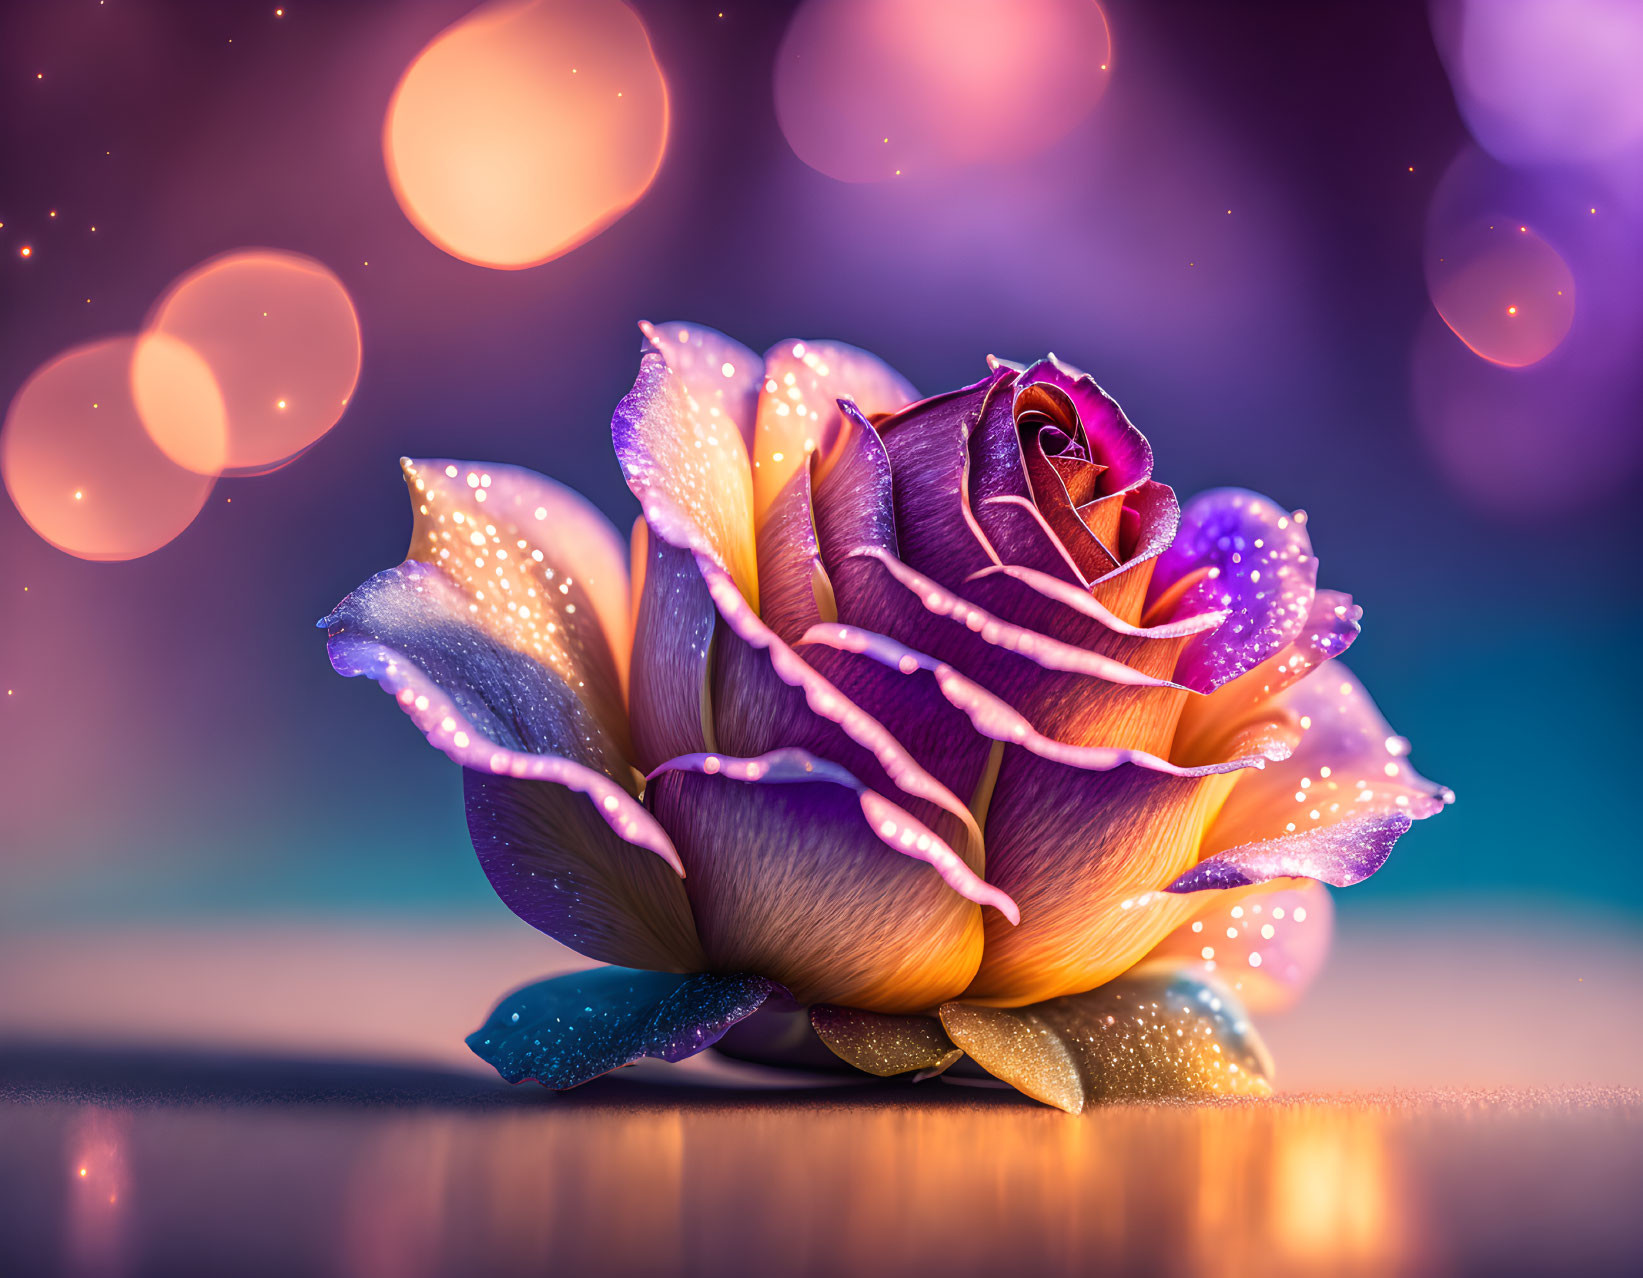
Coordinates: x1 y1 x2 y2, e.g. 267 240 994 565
466 967 783 1089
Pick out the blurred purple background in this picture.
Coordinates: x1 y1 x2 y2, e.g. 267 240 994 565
1 0 1638 940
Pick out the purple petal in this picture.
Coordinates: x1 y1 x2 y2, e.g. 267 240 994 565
647 748 1006 1011
964 560 1224 640
1168 813 1412 892
826 546 1200 757
1017 357 1154 492
1010 375 1123 579
392 457 632 728
324 563 696 969
798 622 1266 781
627 520 716 772
755 463 832 645
1172 588 1363 765
649 747 1016 922
466 769 704 971
849 546 1178 690
1108 479 1181 580
811 398 899 570
1148 488 1319 693
1147 879 1335 1013
693 552 986 852
876 373 1009 588
969 374 1089 585
785 637 998 835
319 460 697 965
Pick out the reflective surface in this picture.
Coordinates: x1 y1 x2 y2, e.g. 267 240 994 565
2 1062 1638 1278
3 915 1641 1275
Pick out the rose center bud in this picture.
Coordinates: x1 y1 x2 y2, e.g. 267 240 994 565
1015 384 1132 578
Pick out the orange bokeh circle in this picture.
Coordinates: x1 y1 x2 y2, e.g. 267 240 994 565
1426 221 1576 368
131 332 230 476
144 249 361 474
384 0 669 269
2 336 219 561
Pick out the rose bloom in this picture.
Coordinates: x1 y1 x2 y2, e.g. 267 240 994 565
322 324 1449 1110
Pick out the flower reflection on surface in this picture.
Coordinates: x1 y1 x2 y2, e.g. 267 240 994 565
63 1109 131 1278
28 1094 1438 1277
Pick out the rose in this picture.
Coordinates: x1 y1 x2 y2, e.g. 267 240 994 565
321 323 1449 1110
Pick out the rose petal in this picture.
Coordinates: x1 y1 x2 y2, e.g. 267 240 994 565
969 373 1089 585
1094 479 1180 622
639 320 763 453
613 348 759 607
647 748 1004 1012
846 548 1173 689
1012 362 1159 581
466 768 704 971
939 968 1273 1113
1014 379 1122 579
1018 356 1153 492
798 622 1262 783
877 373 1010 586
962 714 1288 1006
695 553 987 851
787 638 999 844
831 547 1191 756
1194 662 1453 875
964 560 1225 641
628 520 717 771
466 966 781 1089
812 411 1205 758
648 748 1017 923
394 456 631 731
1147 879 1334 1014
1148 488 1319 693
811 398 898 567
1173 588 1362 766
752 336 918 531
1169 813 1412 893
755 463 834 645
810 1006 962 1077
321 561 680 875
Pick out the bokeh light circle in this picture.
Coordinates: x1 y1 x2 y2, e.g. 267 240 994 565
775 0 1112 183
144 249 362 474
2 337 218 561
384 0 669 269
1425 221 1575 367
131 332 230 475
1433 0 1643 167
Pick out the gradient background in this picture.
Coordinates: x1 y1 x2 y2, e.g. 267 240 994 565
2 0 1638 957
